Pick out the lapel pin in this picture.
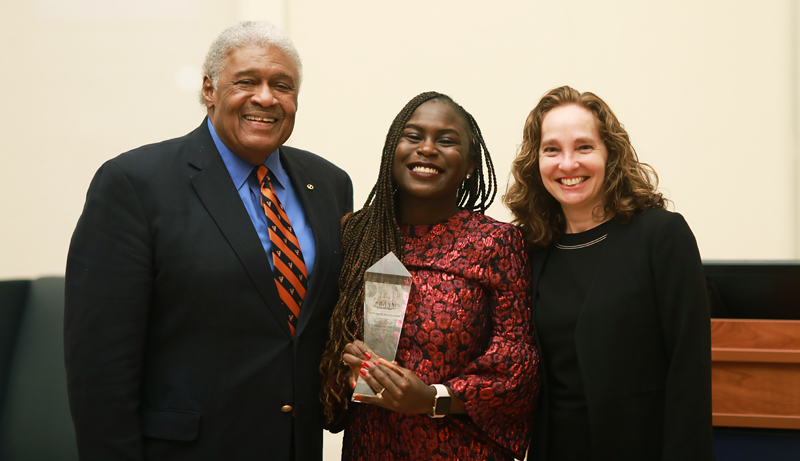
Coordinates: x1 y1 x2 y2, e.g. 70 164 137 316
306 184 314 190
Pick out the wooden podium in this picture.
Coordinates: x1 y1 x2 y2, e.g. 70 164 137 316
711 319 800 429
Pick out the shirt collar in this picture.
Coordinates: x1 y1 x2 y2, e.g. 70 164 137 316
262 144 289 190
207 118 285 190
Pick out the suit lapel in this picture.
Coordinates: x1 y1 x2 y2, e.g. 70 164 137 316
530 248 549 289
529 247 550 316
187 122 293 337
280 147 334 337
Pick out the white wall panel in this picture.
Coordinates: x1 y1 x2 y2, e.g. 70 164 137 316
0 0 797 279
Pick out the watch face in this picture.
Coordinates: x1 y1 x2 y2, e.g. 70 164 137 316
437 396 451 416
429 384 451 418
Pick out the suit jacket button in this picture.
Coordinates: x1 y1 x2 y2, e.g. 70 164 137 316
281 405 293 413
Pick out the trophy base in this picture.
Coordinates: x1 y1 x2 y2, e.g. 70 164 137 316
351 377 375 401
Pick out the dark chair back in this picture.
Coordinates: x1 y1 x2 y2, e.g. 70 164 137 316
0 280 30 419
0 277 78 461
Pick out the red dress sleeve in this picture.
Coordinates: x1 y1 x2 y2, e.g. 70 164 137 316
445 223 540 458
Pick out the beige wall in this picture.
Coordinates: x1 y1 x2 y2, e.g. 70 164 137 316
1 0 798 280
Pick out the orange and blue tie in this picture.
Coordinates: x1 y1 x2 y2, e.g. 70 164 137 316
257 166 307 336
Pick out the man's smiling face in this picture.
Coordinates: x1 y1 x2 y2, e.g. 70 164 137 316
203 44 299 165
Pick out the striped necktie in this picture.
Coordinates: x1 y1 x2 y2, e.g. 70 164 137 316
257 165 307 336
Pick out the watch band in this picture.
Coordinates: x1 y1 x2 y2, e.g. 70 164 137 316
428 384 451 418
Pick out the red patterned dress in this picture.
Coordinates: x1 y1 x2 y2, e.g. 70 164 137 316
339 210 540 461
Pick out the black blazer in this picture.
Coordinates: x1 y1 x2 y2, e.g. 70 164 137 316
529 208 712 460
65 120 353 460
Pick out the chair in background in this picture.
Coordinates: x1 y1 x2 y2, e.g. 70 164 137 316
0 277 77 461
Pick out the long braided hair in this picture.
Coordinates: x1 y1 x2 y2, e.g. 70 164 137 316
320 91 497 422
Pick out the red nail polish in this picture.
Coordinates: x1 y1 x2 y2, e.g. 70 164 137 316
361 361 371 368
373 361 379 367
353 395 362 401
364 351 372 359
360 369 368 377
350 381 356 389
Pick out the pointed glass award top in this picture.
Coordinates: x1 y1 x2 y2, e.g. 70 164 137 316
353 251 413 399
366 251 411 277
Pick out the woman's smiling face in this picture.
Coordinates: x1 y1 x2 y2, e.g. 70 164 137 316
393 100 473 216
538 103 608 220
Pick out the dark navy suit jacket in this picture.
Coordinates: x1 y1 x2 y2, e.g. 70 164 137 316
65 119 353 460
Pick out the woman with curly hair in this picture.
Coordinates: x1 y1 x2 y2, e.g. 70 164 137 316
320 91 539 460
505 86 712 460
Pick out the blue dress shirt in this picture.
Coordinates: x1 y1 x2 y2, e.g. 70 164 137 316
208 118 316 278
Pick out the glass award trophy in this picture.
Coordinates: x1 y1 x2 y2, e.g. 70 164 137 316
352 251 413 398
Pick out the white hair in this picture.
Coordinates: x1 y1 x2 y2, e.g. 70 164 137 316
199 21 302 104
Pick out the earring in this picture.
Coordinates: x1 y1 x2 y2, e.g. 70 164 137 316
466 173 472 179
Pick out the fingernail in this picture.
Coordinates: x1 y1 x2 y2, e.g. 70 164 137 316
353 395 362 401
361 361 371 368
364 351 372 359
373 361 379 366
350 381 356 389
360 369 368 377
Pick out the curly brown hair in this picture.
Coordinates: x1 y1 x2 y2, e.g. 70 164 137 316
319 92 497 424
505 86 667 250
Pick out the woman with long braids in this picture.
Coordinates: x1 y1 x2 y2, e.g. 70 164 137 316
320 92 539 460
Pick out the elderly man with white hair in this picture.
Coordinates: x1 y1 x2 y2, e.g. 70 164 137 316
65 21 352 460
